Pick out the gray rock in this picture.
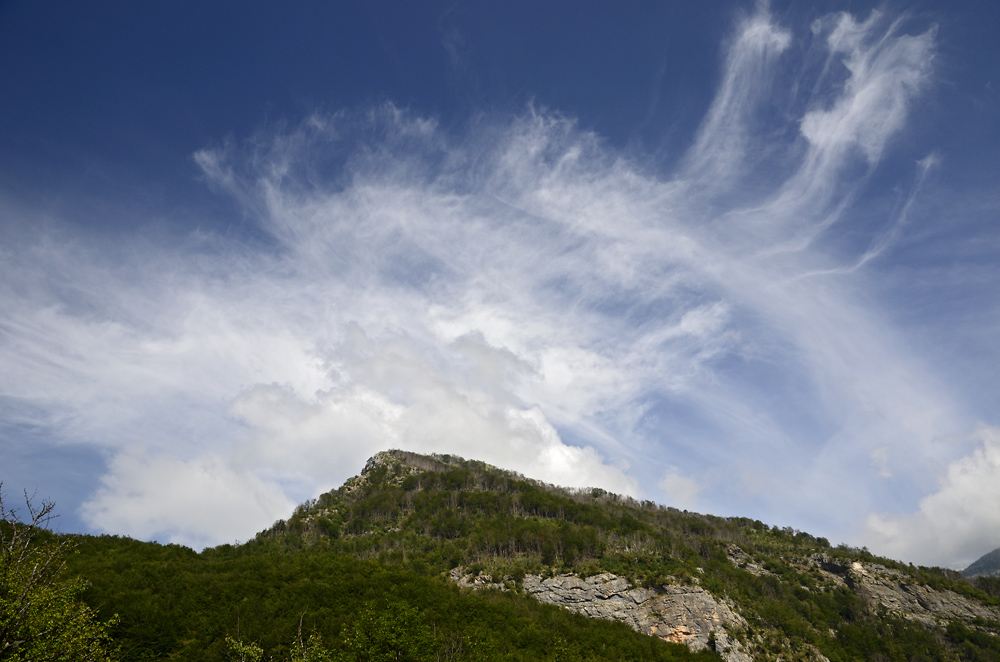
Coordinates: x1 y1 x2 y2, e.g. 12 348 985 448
726 544 772 577
845 562 1000 626
449 567 509 591
449 556 1000 662
521 573 753 662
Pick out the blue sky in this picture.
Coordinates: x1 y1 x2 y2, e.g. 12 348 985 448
2 1 999 567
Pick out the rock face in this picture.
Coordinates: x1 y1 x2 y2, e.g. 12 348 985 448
846 562 1000 626
520 573 752 662
726 544 771 577
448 567 510 591
808 557 1000 626
451 552 999 662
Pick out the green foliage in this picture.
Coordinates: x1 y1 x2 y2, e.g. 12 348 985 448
289 630 333 662
338 598 434 662
224 635 264 662
64 538 714 662
946 620 1000 662
975 576 1000 600
250 453 741 589
0 488 118 662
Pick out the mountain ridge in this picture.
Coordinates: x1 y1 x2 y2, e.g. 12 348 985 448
55 448 1000 662
964 547 1000 578
251 449 1000 662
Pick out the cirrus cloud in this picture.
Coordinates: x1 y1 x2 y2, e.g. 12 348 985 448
3 6 991 564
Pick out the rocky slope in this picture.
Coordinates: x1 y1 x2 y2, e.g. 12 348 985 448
452 550 1000 662
820 557 1000 626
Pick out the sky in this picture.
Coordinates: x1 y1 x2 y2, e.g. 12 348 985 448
1 1 999 569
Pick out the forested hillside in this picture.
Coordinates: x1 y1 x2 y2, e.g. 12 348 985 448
29 451 1000 660
65 535 714 662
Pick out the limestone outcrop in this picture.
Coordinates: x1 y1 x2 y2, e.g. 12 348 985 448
807 556 1000 627
726 544 772 577
451 569 752 662
448 567 510 591
845 562 999 626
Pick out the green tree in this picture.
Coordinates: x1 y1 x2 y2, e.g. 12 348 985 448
289 631 332 662
338 598 434 662
224 635 265 662
0 487 118 661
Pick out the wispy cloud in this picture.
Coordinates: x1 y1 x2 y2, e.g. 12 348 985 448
3 6 991 563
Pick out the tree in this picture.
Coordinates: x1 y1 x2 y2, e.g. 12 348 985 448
285 612 333 662
289 629 332 662
224 635 265 662
0 486 118 661
338 597 435 662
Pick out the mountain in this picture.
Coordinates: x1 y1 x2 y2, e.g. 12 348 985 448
964 547 1000 578
61 449 1000 662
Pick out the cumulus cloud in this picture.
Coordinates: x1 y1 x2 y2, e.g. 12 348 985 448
80 451 296 549
658 466 702 511
225 329 640 498
866 426 1000 568
1 7 983 558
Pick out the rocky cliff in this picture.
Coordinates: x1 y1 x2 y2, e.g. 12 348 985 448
451 568 753 662
814 556 1000 626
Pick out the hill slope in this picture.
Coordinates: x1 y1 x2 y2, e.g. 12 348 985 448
964 547 1000 578
64 449 1000 662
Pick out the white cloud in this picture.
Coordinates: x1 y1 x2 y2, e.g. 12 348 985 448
658 466 702 511
685 6 791 182
80 451 296 549
866 426 1000 568
0 7 982 559
225 329 641 499
870 445 892 478
800 12 935 164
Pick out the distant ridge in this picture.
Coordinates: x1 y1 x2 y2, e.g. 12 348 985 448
963 547 1000 577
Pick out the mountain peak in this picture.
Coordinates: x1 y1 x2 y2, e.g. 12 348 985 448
361 449 526 477
362 449 478 475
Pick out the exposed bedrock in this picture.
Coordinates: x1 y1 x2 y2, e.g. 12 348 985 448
521 573 753 662
842 561 1000 626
